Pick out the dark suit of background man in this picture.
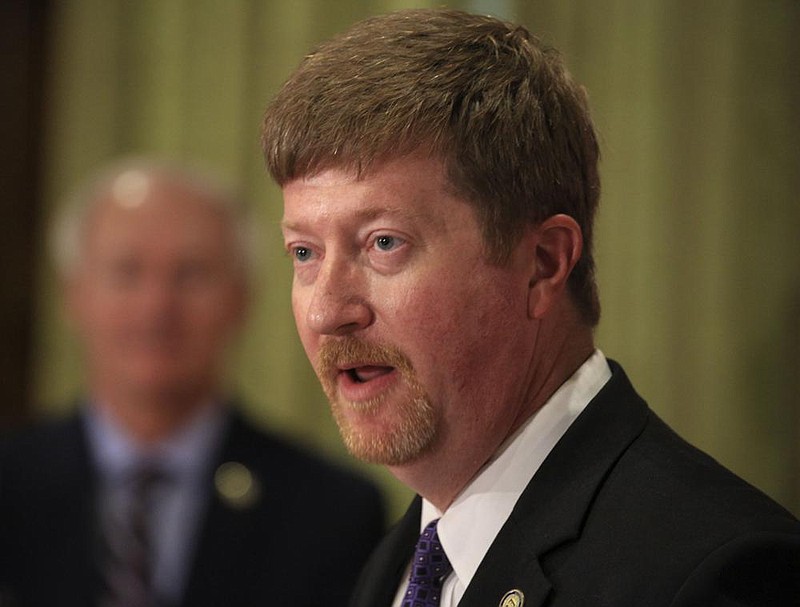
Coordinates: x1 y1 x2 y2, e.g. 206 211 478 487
260 8 800 607
0 159 385 607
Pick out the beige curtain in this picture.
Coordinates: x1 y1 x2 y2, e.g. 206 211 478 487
34 0 800 518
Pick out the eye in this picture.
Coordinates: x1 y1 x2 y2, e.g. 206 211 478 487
292 246 313 262
373 235 402 252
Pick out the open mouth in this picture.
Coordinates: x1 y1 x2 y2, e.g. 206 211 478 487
343 365 395 383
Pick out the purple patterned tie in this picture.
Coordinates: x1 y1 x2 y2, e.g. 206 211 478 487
402 519 453 607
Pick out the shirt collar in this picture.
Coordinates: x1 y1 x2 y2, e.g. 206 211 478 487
422 349 612 593
85 399 228 485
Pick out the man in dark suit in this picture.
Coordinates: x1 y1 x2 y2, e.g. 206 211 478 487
260 8 800 606
0 159 385 607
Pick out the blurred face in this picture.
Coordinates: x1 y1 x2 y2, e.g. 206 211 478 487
67 174 247 404
282 155 537 467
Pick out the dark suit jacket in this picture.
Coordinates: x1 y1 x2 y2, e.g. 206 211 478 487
349 361 800 607
0 407 386 607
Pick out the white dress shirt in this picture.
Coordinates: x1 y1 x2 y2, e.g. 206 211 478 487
392 350 612 607
86 400 228 605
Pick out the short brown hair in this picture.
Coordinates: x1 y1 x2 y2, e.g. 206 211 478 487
262 8 601 325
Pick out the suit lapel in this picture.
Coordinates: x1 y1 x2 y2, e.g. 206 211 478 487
56 413 102 605
459 361 650 607
350 497 422 607
457 517 550 607
180 410 269 607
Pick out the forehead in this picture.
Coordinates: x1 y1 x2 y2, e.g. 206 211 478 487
281 155 459 228
84 178 234 256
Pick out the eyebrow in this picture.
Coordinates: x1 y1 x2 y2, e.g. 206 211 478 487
281 204 441 232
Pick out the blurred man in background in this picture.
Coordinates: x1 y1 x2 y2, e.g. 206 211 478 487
262 8 800 607
0 159 385 607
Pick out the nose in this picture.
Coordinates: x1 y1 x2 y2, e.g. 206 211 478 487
134 272 181 323
303 256 373 336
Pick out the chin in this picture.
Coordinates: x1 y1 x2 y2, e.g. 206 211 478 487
333 399 437 466
125 370 192 395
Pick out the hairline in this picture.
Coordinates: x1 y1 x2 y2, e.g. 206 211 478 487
277 148 525 264
51 158 259 284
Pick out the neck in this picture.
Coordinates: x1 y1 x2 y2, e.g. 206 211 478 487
390 315 595 512
91 382 218 445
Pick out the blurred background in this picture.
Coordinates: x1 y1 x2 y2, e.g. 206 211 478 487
3 0 799 519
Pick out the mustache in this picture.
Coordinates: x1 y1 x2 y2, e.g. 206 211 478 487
317 337 414 376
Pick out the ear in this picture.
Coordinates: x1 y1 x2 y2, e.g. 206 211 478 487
527 214 583 319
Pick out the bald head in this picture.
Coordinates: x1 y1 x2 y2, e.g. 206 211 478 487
53 160 256 284
56 160 254 441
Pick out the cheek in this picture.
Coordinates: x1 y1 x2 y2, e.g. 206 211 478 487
291 289 318 355
393 270 526 381
394 264 516 331
389 277 478 363
75 290 139 335
291 286 304 324
79 295 126 333
184 285 243 322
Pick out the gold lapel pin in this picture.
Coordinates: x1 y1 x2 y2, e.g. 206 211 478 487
214 461 261 510
499 589 525 607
